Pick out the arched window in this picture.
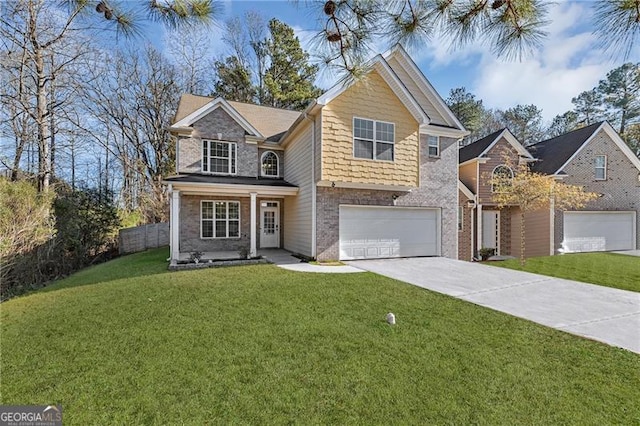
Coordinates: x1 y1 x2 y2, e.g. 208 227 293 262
261 151 279 177
491 165 513 192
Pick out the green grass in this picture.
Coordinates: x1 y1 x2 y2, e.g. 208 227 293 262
493 253 640 292
2 248 639 424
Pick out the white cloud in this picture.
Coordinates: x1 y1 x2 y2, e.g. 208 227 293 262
417 1 639 122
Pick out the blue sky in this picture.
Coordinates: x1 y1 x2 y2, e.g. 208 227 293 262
159 1 639 123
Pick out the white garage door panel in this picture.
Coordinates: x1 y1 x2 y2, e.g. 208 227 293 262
563 211 636 252
339 206 439 260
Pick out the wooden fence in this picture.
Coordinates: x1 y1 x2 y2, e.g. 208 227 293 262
119 222 169 254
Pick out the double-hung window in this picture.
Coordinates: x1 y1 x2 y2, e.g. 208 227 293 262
353 118 395 161
202 140 237 174
427 135 440 157
201 201 240 239
594 155 606 180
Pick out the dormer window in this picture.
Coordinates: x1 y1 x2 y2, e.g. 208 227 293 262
595 155 606 180
261 151 279 177
491 165 514 192
203 140 237 175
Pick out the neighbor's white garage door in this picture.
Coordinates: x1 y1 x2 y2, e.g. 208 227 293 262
563 211 636 252
339 205 440 260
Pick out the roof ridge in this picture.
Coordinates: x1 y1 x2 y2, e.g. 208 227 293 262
529 121 604 147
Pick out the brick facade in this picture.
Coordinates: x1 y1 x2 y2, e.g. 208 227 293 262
179 195 284 253
177 107 258 177
315 135 458 261
553 129 640 251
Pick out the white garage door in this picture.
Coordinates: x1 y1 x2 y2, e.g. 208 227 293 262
339 205 440 260
563 211 636 252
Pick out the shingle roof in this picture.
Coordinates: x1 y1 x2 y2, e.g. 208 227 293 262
164 174 297 187
528 122 603 174
173 94 301 141
459 129 506 163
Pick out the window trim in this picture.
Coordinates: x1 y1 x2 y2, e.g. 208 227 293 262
491 165 514 193
200 200 241 239
201 140 237 175
352 116 395 162
260 150 280 178
594 155 607 180
427 135 440 157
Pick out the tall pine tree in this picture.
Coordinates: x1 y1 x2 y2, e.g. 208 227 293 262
262 19 322 110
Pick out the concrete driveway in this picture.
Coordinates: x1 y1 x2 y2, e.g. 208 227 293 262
348 257 640 354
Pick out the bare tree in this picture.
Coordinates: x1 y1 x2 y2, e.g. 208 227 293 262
165 25 216 95
80 46 180 222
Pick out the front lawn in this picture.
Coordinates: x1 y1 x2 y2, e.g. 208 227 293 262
493 252 640 292
2 248 639 424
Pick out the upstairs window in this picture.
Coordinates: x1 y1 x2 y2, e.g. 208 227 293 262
427 135 440 157
595 155 607 180
202 140 237 174
261 151 279 177
491 165 514 192
353 118 395 161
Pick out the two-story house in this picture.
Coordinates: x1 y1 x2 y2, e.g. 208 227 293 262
163 46 468 264
458 121 640 260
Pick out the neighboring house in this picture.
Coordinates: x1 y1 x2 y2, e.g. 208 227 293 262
528 121 640 254
164 46 468 264
458 121 640 260
458 128 536 260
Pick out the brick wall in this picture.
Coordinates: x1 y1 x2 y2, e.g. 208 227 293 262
553 129 640 251
179 195 249 253
478 137 521 205
177 107 258 177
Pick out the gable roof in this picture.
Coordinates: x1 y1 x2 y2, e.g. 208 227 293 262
529 121 640 174
459 128 532 164
317 54 429 125
172 94 300 141
384 45 466 131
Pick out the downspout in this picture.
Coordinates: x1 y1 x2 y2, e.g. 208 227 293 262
303 113 317 259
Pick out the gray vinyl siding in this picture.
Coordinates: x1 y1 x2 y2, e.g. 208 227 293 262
283 122 314 257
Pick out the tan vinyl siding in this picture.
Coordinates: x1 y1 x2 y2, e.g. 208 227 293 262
511 207 551 258
386 57 448 126
283 122 313 257
321 70 419 187
459 162 477 193
478 138 521 205
458 190 473 261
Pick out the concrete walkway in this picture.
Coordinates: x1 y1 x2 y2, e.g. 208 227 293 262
613 250 640 257
348 257 640 353
259 249 363 273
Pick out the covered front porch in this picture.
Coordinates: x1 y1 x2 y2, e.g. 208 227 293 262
164 175 298 264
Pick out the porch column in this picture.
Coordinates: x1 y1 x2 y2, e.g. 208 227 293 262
476 204 483 254
170 188 180 263
250 192 257 258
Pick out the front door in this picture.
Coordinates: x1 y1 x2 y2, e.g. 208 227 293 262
260 201 280 248
482 210 500 255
